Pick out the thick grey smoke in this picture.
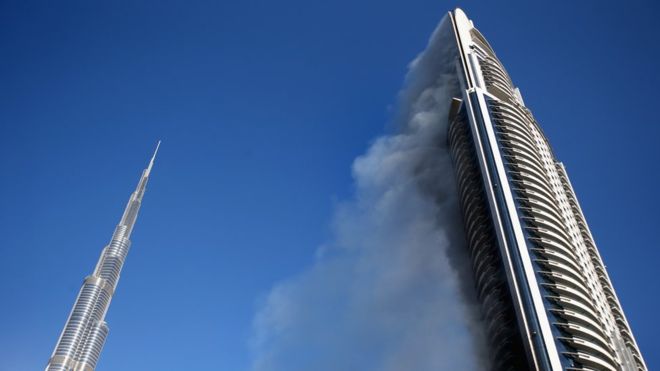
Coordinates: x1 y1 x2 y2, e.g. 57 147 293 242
251 16 487 371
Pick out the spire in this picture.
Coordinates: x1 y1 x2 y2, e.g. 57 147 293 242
119 141 160 238
146 140 160 177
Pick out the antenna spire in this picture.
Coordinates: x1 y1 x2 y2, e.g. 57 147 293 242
146 140 161 175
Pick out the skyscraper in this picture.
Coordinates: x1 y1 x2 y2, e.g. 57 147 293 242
445 9 646 371
45 142 159 371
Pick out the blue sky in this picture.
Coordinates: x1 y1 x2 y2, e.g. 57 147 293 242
1 1 659 370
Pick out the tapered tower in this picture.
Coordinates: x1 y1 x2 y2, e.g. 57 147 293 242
46 142 160 371
445 9 646 371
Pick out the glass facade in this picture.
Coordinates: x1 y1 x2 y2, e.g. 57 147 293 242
447 9 646 371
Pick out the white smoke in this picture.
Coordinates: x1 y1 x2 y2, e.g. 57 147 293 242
250 16 487 371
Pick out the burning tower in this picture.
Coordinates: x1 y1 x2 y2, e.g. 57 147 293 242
446 9 645 371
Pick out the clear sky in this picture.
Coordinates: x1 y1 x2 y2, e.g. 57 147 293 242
1 0 659 370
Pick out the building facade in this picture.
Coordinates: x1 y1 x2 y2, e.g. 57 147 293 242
446 9 646 371
45 143 159 371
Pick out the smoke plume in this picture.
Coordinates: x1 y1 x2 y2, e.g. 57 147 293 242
250 16 487 371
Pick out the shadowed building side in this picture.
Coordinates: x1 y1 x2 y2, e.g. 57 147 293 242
448 98 528 371
45 142 160 371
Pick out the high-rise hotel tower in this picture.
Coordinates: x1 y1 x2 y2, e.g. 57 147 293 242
45 143 159 371
445 9 646 371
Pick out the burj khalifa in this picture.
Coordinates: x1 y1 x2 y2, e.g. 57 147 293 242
45 142 159 371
